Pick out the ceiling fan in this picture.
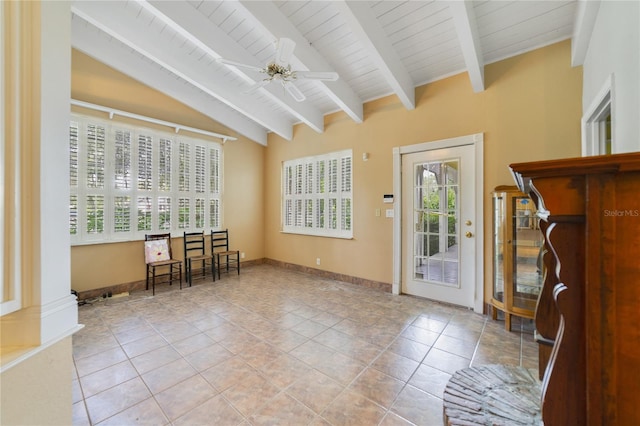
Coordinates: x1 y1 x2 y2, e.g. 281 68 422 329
216 38 339 102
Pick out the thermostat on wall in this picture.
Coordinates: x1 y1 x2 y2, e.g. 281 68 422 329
383 194 394 203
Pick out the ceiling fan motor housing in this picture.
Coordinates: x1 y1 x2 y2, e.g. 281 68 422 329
266 63 294 80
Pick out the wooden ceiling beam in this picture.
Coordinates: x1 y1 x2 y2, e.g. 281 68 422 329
450 1 485 93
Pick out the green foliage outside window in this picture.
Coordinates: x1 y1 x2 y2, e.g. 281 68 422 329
424 186 457 256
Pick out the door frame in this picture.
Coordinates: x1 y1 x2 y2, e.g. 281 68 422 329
392 133 484 313
582 73 614 156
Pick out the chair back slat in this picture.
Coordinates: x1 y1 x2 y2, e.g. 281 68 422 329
211 229 230 253
184 231 206 258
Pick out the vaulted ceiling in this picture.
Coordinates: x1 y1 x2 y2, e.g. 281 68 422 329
70 1 595 146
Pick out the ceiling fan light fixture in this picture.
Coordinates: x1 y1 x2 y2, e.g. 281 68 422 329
266 63 293 80
218 38 339 102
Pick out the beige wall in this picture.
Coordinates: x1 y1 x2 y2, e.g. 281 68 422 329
71 41 581 302
1 338 73 426
70 51 264 292
264 40 582 299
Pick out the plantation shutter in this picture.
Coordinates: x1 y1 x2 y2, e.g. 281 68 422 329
86 124 105 189
195 198 205 229
114 196 131 233
113 130 132 235
69 114 224 243
137 196 152 232
341 156 352 231
328 158 338 230
209 199 219 229
195 145 206 193
209 147 220 194
179 142 190 192
158 197 171 230
114 130 132 189
85 123 106 239
208 146 221 229
137 135 152 191
86 195 104 235
282 150 352 238
69 122 79 237
178 197 190 229
158 138 172 192
315 160 326 229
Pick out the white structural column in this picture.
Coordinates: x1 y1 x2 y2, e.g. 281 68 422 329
37 0 80 344
1 0 80 372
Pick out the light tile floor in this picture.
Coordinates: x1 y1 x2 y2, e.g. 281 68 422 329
72 264 538 425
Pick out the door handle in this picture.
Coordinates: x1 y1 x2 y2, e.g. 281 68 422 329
465 231 474 238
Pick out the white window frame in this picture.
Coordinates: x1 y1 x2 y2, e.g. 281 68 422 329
0 4 23 316
1 1 23 316
70 114 222 245
282 149 353 239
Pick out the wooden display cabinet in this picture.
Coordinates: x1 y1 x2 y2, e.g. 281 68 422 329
491 186 543 330
510 152 640 425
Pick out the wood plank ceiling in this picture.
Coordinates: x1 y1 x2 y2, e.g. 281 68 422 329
70 1 584 146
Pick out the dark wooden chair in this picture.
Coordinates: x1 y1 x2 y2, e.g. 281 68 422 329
183 231 214 286
211 229 240 279
144 233 182 295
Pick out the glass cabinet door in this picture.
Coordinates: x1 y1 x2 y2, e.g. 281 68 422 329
512 196 543 311
491 186 543 330
493 194 505 304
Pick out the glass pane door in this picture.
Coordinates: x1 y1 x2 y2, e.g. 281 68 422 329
413 160 459 287
401 141 476 309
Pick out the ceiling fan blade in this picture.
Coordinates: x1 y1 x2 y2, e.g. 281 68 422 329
216 58 264 73
243 80 270 95
275 38 296 66
284 82 306 102
294 71 339 81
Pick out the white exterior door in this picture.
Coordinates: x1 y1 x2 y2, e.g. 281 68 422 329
401 143 476 308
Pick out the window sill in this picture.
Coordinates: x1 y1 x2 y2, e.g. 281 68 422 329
0 324 83 374
280 230 354 240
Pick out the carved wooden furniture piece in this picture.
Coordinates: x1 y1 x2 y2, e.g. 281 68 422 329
491 186 544 331
510 152 640 425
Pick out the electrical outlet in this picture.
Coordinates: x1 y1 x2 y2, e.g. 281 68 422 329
241 252 245 259
316 258 321 266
